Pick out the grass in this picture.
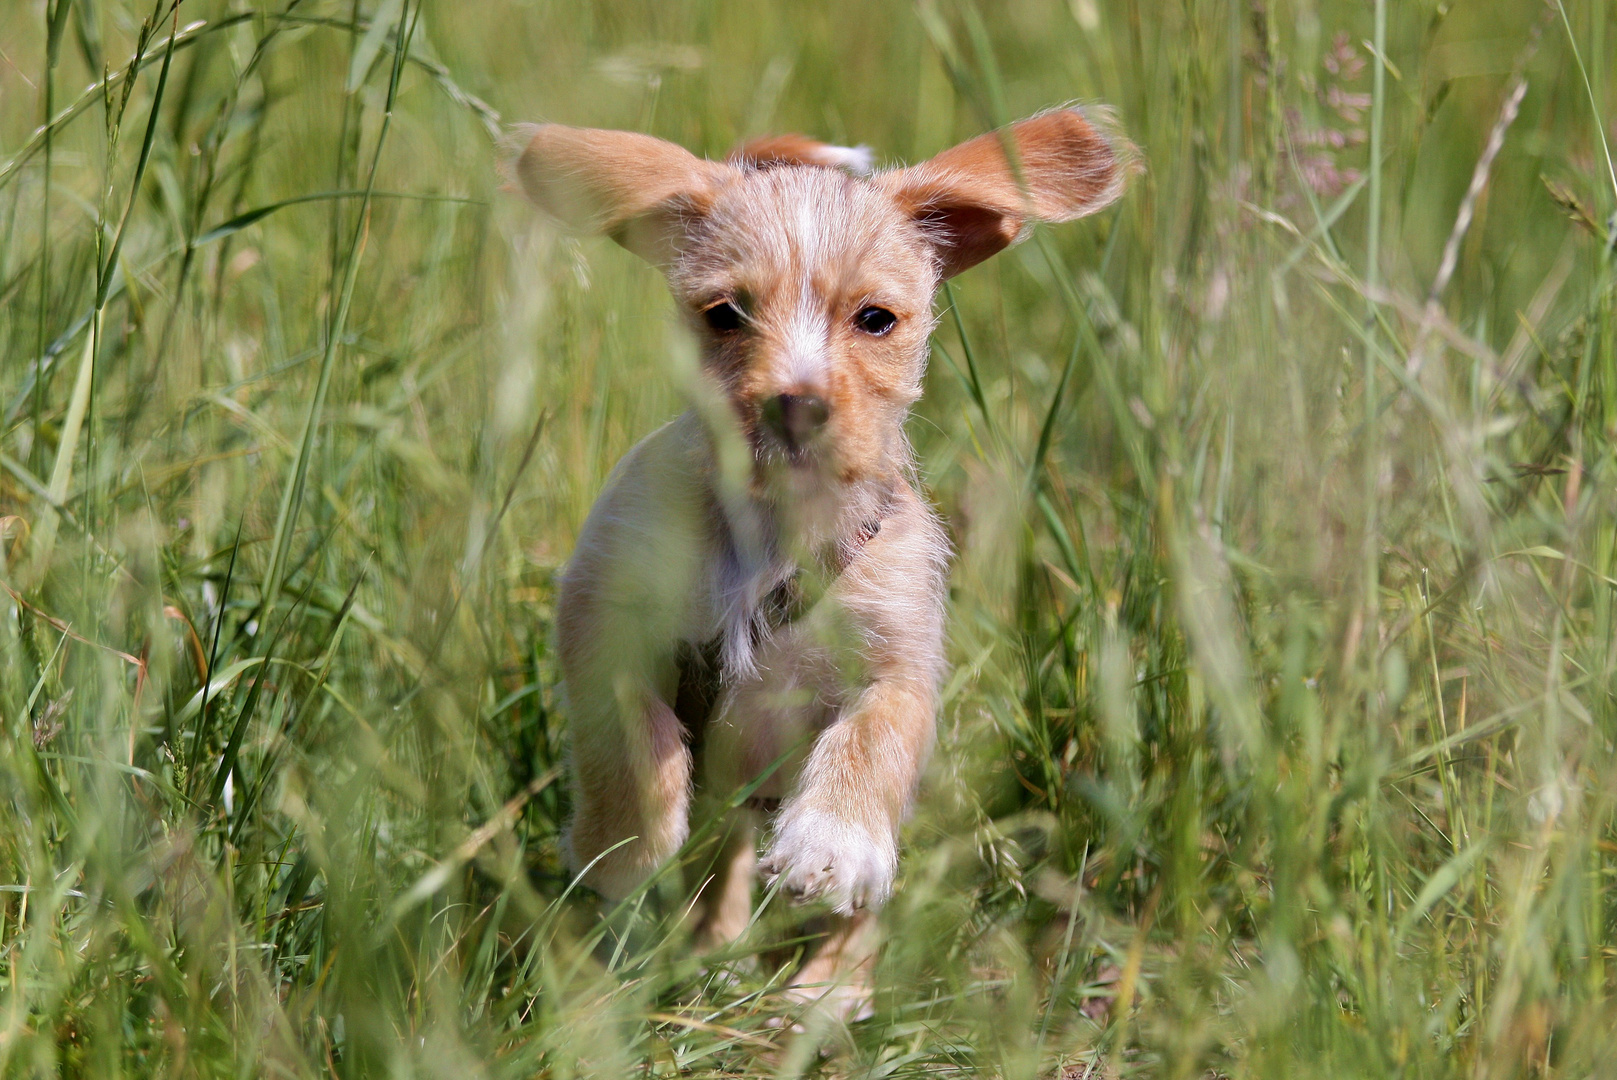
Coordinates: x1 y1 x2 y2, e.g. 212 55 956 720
2 0 1616 1075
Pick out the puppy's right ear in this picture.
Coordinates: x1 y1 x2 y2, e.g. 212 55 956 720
508 124 729 267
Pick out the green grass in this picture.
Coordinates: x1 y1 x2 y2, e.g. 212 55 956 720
2 0 1616 1075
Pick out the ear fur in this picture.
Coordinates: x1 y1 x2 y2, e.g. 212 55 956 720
508 123 730 265
881 106 1139 278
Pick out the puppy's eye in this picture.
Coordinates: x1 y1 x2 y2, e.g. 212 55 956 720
702 300 745 334
855 306 897 336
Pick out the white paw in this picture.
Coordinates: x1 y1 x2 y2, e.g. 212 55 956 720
760 806 895 914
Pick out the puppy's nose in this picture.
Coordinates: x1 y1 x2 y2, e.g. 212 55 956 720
761 393 830 451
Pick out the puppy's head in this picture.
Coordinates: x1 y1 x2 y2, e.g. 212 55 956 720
511 108 1135 500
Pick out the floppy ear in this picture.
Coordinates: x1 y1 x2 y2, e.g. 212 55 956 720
508 123 730 266
881 106 1138 279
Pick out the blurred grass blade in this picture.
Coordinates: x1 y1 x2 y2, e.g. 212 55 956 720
1554 0 1617 203
387 767 560 923
193 190 481 247
1028 333 1080 491
257 0 419 639
95 8 178 312
1395 841 1486 939
347 0 403 92
28 309 96 567
0 15 250 190
172 656 306 727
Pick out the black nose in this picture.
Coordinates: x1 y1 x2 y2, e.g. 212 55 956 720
760 393 830 451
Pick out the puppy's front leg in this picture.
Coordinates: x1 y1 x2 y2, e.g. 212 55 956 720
564 674 691 901
761 675 936 915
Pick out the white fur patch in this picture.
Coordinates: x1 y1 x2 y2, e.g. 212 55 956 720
761 804 896 915
780 284 831 389
820 143 875 176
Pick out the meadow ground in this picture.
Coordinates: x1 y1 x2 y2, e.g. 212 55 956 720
2 0 1616 1076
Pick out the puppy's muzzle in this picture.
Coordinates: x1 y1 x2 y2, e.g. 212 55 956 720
761 393 830 454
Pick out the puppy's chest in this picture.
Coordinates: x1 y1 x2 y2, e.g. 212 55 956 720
686 559 818 695
672 567 818 755
677 521 883 737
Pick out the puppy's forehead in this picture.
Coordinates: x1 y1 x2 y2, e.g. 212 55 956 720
682 168 930 293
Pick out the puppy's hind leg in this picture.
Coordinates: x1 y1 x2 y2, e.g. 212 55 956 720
687 809 756 952
780 911 878 1024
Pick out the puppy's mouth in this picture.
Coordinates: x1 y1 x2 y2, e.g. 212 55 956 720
752 433 821 469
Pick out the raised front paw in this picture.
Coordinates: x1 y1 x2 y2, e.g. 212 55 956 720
760 805 896 915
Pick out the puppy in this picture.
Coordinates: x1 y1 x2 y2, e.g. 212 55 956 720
511 105 1133 1008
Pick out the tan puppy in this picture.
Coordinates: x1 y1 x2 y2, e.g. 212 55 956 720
511 106 1133 1007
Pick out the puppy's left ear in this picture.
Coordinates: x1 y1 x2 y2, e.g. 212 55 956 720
881 106 1139 279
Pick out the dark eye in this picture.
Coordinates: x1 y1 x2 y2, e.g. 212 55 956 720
855 306 897 336
702 300 745 333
